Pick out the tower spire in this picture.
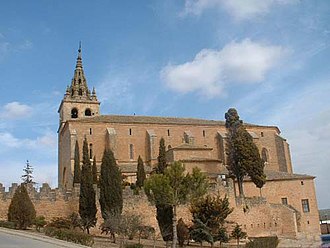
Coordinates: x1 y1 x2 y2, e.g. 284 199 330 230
76 41 83 69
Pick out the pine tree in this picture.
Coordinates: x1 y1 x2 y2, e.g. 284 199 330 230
99 148 123 220
92 156 98 184
73 140 81 184
21 160 34 184
136 155 146 188
145 162 208 248
79 137 97 234
231 224 247 247
190 195 232 246
225 108 266 197
8 184 36 229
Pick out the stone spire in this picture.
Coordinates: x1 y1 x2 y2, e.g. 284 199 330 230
66 42 97 101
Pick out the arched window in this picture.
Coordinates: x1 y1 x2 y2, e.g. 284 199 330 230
262 148 269 164
168 145 172 150
78 89 83 96
78 78 81 84
71 108 78 118
85 108 91 116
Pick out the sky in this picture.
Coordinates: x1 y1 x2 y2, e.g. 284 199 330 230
0 1 329 208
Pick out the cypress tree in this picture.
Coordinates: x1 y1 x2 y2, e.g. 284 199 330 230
99 148 123 220
136 155 146 188
154 138 173 242
8 184 36 229
156 137 167 174
73 140 81 184
225 108 266 197
21 160 34 184
92 156 98 184
79 137 97 234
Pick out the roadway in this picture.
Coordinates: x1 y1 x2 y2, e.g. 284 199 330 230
0 227 88 248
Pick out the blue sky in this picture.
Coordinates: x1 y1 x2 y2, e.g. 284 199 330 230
0 1 329 208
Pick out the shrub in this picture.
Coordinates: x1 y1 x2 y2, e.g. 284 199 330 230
246 236 279 248
124 243 143 248
34 216 47 232
44 226 94 246
0 220 16 229
46 217 72 229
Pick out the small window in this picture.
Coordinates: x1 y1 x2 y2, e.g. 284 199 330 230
129 128 132 136
167 129 170 136
307 220 310 224
129 144 134 160
85 109 92 116
89 144 93 159
71 108 78 118
302 199 310 213
78 78 81 84
262 148 269 163
261 132 264 137
79 89 83 96
281 197 288 205
301 181 304 185
168 145 172 150
203 130 206 137
89 128 92 135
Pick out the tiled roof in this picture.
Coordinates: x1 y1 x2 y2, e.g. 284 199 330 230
170 143 213 150
263 170 314 181
319 209 330 221
74 115 226 126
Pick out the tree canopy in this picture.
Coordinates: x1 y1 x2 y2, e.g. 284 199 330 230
136 155 146 188
79 138 97 234
145 161 208 248
99 148 123 220
225 108 266 197
21 160 34 184
73 140 81 184
8 184 36 229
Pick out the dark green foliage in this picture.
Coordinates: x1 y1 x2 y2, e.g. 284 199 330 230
21 160 34 184
73 140 81 184
92 156 97 184
79 138 97 234
225 108 266 197
0 220 16 229
44 226 94 246
190 219 213 246
136 155 146 188
145 162 208 247
34 216 47 232
156 204 173 241
246 236 279 248
154 137 173 242
231 224 247 247
214 227 229 247
8 184 36 229
99 148 123 220
177 218 189 247
46 217 72 229
190 194 232 245
124 243 144 248
156 137 167 174
190 195 232 228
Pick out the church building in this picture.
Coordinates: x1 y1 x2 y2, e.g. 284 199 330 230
58 47 320 243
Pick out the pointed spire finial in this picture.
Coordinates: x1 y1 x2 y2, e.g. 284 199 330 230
78 41 82 59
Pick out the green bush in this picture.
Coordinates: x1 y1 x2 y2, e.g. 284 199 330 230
44 226 94 246
246 236 279 248
46 217 72 229
124 243 143 248
34 216 47 232
0 220 16 229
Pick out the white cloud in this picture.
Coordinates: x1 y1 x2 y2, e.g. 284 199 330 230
0 102 33 120
0 131 57 150
182 0 298 20
161 39 287 97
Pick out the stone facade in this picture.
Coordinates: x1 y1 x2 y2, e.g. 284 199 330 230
54 47 321 244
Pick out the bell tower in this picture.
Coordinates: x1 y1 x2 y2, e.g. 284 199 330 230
58 43 100 132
